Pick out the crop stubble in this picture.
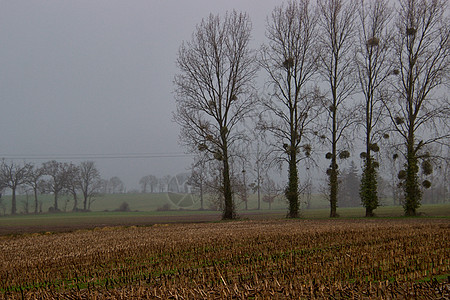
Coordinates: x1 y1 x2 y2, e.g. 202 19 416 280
0 218 448 299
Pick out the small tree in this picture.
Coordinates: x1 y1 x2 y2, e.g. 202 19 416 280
262 177 282 210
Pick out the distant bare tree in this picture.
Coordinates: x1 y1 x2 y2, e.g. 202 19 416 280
99 179 109 194
174 11 258 219
385 0 449 215
109 176 124 194
25 164 45 214
139 175 157 193
355 0 393 216
78 161 101 211
249 139 272 210
262 176 282 210
42 160 72 212
149 175 158 193
63 163 81 211
158 175 171 193
317 0 357 217
0 160 33 215
139 175 150 193
188 156 208 210
259 0 321 218
236 160 249 210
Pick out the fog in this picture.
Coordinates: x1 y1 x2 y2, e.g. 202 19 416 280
0 0 281 190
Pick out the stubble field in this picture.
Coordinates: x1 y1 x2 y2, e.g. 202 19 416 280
0 218 449 299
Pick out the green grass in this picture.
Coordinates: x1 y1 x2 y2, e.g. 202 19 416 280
1 192 448 221
0 203 448 235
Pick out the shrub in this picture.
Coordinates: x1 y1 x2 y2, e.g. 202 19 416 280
115 202 130 212
156 203 171 211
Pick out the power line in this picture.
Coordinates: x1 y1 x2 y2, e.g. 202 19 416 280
0 152 194 160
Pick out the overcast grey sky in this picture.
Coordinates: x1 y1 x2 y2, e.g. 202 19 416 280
0 0 281 189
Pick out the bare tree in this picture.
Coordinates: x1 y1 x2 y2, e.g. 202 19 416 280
139 175 157 193
78 161 101 211
188 156 208 210
42 160 71 212
174 11 258 219
0 160 33 215
62 163 81 212
25 164 45 214
248 139 272 210
262 176 282 210
317 0 357 217
259 0 321 218
385 0 449 216
355 0 393 216
109 176 124 194
139 175 151 193
236 160 249 210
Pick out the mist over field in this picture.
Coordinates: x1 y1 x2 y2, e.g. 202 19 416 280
0 1 280 190
0 0 448 213
0 1 449 298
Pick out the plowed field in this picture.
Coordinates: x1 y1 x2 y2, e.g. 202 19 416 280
0 218 448 299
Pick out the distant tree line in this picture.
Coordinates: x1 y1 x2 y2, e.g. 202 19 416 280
138 174 173 194
174 0 449 219
0 160 128 215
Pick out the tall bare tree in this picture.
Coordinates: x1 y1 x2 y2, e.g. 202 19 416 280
385 0 449 216
79 161 101 211
174 11 258 219
259 0 321 218
317 0 357 217
355 0 393 216
0 160 32 215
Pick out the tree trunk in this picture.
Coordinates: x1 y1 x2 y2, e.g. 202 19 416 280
286 149 299 218
200 184 204 210
11 187 17 215
72 193 78 212
54 193 58 211
34 188 39 214
329 139 338 218
257 180 261 211
404 135 421 216
329 165 338 218
329 101 338 218
222 155 234 219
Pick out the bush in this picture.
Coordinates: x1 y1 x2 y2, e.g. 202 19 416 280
156 203 171 211
115 202 130 212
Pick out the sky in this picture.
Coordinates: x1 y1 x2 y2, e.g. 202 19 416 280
0 0 281 190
